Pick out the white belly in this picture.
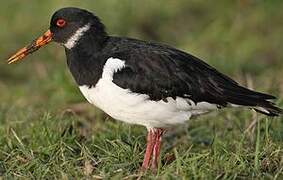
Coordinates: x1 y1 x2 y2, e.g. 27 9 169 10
78 57 217 128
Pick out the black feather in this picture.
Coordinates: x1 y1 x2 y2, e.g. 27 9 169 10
66 34 282 117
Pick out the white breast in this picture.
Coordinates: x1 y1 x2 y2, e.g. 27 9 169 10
79 57 217 129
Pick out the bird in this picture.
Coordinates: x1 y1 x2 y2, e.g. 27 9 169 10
7 7 282 170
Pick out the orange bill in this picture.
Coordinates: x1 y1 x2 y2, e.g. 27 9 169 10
7 30 53 64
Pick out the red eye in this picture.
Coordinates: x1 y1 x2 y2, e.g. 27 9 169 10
56 19 66 28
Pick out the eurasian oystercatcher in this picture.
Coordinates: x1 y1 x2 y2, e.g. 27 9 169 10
7 7 282 170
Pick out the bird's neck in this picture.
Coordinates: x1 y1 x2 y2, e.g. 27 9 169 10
65 29 109 86
71 27 108 55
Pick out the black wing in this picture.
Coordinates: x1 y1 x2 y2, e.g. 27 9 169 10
108 38 282 116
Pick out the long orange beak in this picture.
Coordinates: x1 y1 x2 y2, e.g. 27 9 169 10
7 30 53 64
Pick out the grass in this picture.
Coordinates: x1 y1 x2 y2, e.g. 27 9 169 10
1 0 283 179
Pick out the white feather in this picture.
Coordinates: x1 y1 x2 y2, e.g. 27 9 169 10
79 57 217 128
64 24 91 49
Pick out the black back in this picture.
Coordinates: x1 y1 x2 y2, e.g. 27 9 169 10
66 36 282 116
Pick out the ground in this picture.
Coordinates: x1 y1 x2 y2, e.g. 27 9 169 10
0 0 283 179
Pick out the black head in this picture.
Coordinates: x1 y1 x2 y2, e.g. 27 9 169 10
8 7 108 64
50 7 107 46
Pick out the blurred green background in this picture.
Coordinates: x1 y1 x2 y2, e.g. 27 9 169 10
0 0 283 179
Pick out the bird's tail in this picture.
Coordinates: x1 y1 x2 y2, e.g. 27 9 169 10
252 101 282 116
223 85 282 116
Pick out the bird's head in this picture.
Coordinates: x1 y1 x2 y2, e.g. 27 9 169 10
7 7 106 64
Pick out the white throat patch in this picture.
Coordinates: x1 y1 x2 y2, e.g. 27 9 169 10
64 23 91 49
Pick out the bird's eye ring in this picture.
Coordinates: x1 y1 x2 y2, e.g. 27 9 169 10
56 19 66 28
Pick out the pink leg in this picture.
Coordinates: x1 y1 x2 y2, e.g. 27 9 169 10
141 130 155 170
151 128 164 169
141 128 165 171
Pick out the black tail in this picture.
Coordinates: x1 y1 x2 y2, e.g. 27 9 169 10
221 84 283 116
252 101 283 116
